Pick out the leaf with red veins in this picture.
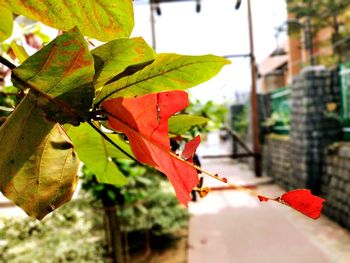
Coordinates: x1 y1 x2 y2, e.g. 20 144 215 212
257 189 325 219
102 91 199 206
181 135 201 161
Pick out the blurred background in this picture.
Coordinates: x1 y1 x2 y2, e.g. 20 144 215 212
2 0 350 262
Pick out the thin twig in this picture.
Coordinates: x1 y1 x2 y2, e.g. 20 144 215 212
0 56 15 69
86 120 136 161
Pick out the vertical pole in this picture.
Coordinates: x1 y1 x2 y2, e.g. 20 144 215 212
103 205 124 263
305 0 314 65
305 15 314 65
150 1 157 50
247 0 261 177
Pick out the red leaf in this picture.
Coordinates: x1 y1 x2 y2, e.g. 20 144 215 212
102 91 199 206
257 195 269 202
181 135 201 161
281 189 325 220
257 189 325 219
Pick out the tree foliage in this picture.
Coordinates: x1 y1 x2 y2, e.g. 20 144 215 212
287 0 350 63
287 0 350 28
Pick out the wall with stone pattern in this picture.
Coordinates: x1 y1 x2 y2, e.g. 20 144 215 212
262 135 295 190
322 143 350 228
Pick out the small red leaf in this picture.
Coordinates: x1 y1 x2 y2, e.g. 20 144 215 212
257 189 325 219
257 195 269 202
181 135 201 160
281 189 325 220
102 91 199 206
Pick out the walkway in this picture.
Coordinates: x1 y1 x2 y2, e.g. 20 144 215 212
188 158 350 263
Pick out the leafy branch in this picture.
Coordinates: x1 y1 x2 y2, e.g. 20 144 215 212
0 1 325 222
0 55 135 159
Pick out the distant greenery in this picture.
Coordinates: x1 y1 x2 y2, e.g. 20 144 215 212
0 196 105 262
231 104 249 136
287 0 350 64
0 162 190 262
83 160 190 237
185 99 228 134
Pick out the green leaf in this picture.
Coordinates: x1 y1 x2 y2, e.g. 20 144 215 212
92 37 156 88
2 0 134 41
0 6 13 42
95 53 231 104
12 27 95 126
67 123 133 186
168 114 209 135
0 93 79 220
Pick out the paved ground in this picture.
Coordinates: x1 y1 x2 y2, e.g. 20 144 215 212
188 158 350 263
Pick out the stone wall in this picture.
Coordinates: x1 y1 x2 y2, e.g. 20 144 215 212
289 67 341 193
263 135 295 190
261 66 348 227
322 143 350 228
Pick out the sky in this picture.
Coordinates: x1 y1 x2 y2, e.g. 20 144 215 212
132 0 287 103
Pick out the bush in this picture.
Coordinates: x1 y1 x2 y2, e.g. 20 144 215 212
0 195 104 262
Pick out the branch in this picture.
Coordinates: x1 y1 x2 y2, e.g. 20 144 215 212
86 120 137 162
0 56 15 69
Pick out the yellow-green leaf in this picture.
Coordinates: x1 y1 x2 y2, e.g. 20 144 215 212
67 123 133 186
92 37 156 88
0 6 13 42
95 53 231 104
1 0 134 41
10 41 29 63
12 27 95 126
0 93 79 220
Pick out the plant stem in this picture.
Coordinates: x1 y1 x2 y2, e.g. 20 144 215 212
86 120 136 161
0 56 15 69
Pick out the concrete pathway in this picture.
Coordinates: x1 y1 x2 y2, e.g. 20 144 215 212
188 158 350 263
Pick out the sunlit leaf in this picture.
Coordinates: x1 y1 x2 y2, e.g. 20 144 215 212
168 114 209 135
103 91 199 206
0 93 79 220
0 6 13 42
12 27 94 126
10 41 29 63
95 54 231 104
92 37 156 88
67 123 134 186
1 0 134 41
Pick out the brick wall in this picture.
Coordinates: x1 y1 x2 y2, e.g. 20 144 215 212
261 66 346 226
